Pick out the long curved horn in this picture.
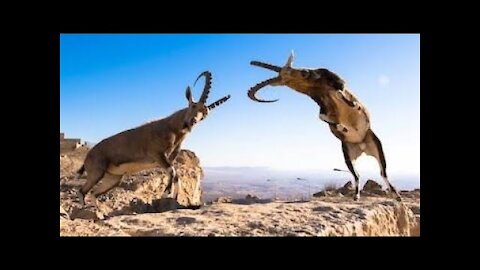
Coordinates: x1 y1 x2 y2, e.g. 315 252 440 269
250 61 282 72
207 95 231 110
194 71 212 104
247 77 281 103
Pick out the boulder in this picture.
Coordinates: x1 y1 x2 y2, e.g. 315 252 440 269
61 148 204 220
211 196 233 204
337 181 354 196
362 180 386 196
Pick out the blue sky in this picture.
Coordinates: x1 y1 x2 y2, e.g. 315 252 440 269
60 34 419 175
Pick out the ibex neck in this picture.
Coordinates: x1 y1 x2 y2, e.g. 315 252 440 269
309 91 328 107
166 108 189 134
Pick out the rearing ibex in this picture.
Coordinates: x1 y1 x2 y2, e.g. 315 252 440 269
248 52 401 201
76 71 231 210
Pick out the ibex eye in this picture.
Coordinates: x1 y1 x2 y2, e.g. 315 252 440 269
301 70 309 78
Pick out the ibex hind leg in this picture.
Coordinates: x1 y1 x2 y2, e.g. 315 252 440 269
364 130 402 201
91 173 122 198
341 142 363 201
90 173 122 218
78 166 106 206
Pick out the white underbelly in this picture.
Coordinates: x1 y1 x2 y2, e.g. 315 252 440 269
107 162 159 175
343 119 369 143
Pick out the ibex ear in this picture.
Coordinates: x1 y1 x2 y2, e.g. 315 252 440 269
185 86 193 104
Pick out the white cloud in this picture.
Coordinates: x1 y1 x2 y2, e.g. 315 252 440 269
378 75 390 87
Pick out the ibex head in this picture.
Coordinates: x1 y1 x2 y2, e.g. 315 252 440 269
248 51 345 102
183 71 231 131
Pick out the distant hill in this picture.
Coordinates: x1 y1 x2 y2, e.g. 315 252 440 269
202 166 420 193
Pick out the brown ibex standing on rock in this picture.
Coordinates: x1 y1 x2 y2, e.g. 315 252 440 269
248 52 401 201
76 71 231 212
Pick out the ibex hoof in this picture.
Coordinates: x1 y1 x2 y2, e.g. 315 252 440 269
353 194 360 201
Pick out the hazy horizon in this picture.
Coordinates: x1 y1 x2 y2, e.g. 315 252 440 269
200 166 419 201
61 34 420 175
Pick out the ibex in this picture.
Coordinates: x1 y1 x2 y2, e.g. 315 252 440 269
248 52 401 201
76 71 231 211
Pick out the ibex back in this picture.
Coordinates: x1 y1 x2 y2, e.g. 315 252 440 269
76 71 231 212
248 52 401 201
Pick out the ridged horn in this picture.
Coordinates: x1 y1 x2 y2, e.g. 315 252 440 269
194 71 212 104
207 95 231 110
250 61 282 72
247 77 281 103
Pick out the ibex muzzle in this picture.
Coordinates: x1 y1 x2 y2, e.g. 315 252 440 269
248 52 402 202
76 71 231 215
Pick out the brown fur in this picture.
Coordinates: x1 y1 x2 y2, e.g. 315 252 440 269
249 53 401 201
77 71 231 211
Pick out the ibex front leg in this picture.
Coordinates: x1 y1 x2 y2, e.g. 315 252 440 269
335 90 361 110
156 152 178 200
319 109 349 133
363 130 402 201
167 144 182 200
